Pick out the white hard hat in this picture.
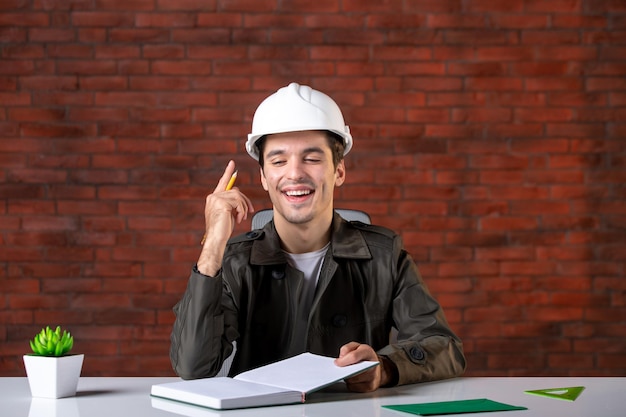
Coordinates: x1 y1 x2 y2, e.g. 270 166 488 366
246 82 353 160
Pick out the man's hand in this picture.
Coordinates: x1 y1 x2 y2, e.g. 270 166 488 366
197 160 255 276
334 342 397 393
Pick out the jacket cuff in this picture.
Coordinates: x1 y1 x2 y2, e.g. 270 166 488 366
192 263 221 278
188 265 223 313
378 355 400 387
378 342 427 386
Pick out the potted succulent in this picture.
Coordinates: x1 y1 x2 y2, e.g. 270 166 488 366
23 326 84 398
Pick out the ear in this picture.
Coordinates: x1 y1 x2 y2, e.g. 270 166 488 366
260 167 269 191
334 160 346 187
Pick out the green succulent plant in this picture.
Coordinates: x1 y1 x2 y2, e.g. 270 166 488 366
29 326 74 357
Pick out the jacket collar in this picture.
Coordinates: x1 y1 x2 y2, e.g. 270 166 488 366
250 212 372 266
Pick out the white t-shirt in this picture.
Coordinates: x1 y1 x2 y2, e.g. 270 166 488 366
283 242 330 351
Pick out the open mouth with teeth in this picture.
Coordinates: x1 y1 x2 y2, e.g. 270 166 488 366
283 188 314 203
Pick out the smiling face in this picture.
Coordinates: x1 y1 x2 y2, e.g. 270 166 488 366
259 130 345 227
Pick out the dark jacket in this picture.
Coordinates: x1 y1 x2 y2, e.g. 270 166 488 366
170 214 465 385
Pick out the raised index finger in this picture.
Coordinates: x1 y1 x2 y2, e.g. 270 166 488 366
213 160 237 193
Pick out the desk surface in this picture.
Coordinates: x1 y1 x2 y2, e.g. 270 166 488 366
1 376 624 417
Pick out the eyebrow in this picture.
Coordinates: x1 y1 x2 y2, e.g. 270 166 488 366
265 146 326 159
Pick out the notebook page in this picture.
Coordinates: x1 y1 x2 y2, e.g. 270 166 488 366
234 352 378 394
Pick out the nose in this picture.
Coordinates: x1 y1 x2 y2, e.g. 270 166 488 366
285 157 305 181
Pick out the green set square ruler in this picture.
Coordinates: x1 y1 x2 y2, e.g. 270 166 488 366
524 386 585 401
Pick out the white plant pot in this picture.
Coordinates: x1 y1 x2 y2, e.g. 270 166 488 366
23 354 84 399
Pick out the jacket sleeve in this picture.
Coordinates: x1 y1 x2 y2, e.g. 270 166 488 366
376 236 466 386
169 266 236 380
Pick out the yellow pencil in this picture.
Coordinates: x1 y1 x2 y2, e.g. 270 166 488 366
201 171 238 245
225 171 238 191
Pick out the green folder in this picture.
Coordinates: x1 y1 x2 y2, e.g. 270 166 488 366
383 398 527 415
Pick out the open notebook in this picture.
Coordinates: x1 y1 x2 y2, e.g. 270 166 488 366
151 352 378 410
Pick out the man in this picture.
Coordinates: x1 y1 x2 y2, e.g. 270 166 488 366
170 83 465 392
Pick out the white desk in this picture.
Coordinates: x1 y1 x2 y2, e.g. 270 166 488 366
1 377 624 417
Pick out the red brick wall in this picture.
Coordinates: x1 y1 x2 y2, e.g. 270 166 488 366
1 1 624 377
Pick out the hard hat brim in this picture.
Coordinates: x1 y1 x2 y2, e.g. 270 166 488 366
246 128 352 161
